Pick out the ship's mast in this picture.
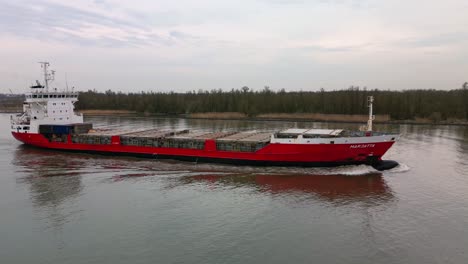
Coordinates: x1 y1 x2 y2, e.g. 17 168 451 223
367 96 375 132
39 61 54 92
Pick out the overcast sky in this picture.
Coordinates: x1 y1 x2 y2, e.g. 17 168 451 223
1 0 468 93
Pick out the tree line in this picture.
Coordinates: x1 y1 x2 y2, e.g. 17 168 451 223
76 86 468 121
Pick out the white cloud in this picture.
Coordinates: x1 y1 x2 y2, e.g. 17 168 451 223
1 0 468 93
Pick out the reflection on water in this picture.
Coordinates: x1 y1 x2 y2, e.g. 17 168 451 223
14 143 394 212
175 173 394 205
5 114 468 264
13 145 84 230
455 127 468 173
90 115 405 134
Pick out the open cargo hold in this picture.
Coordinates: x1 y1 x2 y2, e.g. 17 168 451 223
216 132 271 152
72 134 112 144
67 128 272 152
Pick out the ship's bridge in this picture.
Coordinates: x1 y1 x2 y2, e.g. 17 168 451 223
11 62 84 134
25 92 79 100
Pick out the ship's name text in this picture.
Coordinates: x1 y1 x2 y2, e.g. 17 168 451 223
350 144 375 149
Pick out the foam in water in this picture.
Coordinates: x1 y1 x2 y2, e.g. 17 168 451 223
320 164 379 176
385 163 410 173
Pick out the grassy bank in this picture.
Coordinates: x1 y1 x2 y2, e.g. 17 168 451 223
256 113 390 122
0 106 22 113
80 110 468 125
189 112 248 119
79 109 137 115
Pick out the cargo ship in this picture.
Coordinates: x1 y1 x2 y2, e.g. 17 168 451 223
11 62 399 170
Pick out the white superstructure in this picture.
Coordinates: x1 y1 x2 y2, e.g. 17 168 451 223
269 96 397 145
269 128 397 144
10 62 83 134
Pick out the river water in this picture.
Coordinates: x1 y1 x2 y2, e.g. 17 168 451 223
0 114 467 264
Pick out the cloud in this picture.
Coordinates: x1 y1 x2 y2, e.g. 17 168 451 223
0 0 198 47
397 32 468 49
0 0 468 92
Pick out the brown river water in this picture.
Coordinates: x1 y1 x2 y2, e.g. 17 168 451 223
0 114 467 264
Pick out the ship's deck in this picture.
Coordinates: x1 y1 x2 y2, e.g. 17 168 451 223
85 128 273 142
48 123 397 151
69 128 275 151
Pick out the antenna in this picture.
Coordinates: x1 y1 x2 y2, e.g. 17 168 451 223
367 96 375 132
39 61 49 91
38 62 55 92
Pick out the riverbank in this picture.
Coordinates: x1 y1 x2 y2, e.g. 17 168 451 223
77 110 468 126
79 109 137 115
0 107 22 113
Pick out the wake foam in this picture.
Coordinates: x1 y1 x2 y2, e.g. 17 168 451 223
384 163 410 173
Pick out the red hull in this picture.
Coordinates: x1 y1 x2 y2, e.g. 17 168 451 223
12 132 394 166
